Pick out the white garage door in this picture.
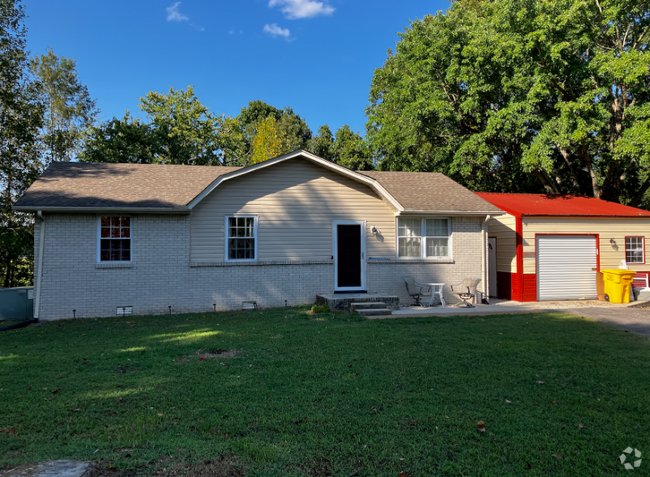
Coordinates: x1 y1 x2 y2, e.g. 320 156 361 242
537 235 598 301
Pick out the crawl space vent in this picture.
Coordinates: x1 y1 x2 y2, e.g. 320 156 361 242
116 306 133 316
242 301 257 310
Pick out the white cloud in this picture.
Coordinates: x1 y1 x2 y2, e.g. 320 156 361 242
166 3 204 31
268 0 335 19
166 2 189 22
263 23 291 39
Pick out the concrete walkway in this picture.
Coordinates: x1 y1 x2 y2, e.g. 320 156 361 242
1 461 92 477
383 299 650 338
559 307 650 338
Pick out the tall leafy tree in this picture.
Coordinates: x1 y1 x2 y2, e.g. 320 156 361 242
79 112 158 164
367 0 650 205
222 100 312 165
333 125 373 170
0 0 43 287
250 116 290 164
310 124 335 161
80 86 223 165
30 47 97 162
138 85 222 165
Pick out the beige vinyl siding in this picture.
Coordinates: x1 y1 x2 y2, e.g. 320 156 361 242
190 159 397 262
486 214 517 273
522 217 650 274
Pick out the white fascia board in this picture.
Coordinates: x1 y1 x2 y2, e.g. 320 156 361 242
186 150 405 212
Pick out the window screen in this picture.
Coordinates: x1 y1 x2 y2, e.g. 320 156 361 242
99 217 131 262
626 236 644 264
227 216 256 260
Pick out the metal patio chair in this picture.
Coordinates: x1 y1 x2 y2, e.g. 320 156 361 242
402 276 431 307
450 278 481 308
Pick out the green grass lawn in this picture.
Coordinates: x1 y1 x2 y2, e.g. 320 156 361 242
1 307 649 476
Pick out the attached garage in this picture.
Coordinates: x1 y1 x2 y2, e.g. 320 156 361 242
536 235 598 300
476 193 650 302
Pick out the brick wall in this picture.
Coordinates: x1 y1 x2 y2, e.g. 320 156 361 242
367 217 484 305
36 214 484 320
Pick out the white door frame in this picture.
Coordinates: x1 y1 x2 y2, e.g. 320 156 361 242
333 220 366 291
488 237 497 297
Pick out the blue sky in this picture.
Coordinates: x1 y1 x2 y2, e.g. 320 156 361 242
25 0 449 136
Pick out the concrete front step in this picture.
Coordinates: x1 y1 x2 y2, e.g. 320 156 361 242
351 302 387 311
356 308 393 316
316 293 400 311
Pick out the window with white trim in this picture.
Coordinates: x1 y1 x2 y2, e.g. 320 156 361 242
226 216 257 260
99 216 131 262
397 217 450 258
625 236 644 264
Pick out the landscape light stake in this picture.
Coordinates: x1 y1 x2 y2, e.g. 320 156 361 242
73 309 76 319
213 303 216 313
168 306 172 315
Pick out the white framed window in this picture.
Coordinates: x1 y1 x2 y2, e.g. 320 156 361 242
226 216 257 261
397 217 450 258
98 216 131 262
625 236 645 264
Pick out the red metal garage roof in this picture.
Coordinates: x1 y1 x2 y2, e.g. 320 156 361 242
475 193 650 218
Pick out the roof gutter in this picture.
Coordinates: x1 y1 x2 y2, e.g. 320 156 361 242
34 211 45 320
12 206 191 214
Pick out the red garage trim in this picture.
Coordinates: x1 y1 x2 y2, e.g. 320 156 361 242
624 236 646 265
534 233 600 301
523 274 537 302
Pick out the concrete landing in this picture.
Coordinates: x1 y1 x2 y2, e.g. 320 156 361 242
316 293 400 311
1 460 92 477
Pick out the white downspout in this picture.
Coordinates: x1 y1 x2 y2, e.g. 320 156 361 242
34 210 45 320
481 215 491 303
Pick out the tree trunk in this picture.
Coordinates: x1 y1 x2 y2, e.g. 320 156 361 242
629 177 650 208
3 256 12 288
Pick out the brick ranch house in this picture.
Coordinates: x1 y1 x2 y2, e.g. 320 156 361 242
13 150 503 320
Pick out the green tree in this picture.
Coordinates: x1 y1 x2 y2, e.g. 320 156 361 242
367 0 650 204
223 100 312 165
30 47 97 162
333 125 372 170
138 85 222 165
251 117 290 164
0 0 43 287
80 86 223 166
310 124 335 161
79 112 158 164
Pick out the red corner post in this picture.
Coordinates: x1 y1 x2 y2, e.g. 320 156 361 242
515 215 524 302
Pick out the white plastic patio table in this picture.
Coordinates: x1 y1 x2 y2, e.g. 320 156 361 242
424 283 446 307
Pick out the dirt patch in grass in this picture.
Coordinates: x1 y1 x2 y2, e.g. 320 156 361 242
202 349 238 358
89 455 244 477
176 349 240 363
115 365 141 374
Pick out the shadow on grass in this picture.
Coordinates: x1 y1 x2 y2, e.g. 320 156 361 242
1 308 649 476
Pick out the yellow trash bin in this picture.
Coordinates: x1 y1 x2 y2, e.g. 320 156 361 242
600 269 636 303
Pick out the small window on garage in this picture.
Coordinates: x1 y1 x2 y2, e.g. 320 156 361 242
625 236 645 264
